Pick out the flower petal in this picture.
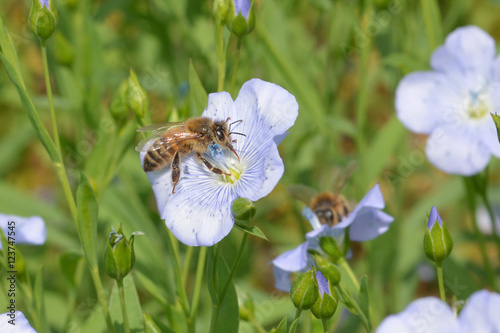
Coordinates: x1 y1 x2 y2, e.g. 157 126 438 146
442 26 496 81
235 79 298 138
458 290 500 332
427 206 443 229
334 184 385 229
0 214 46 249
145 155 238 246
273 265 293 292
234 0 251 18
349 210 394 241
425 126 491 175
395 72 447 134
272 242 310 272
316 271 330 296
376 297 458 333
0 311 37 333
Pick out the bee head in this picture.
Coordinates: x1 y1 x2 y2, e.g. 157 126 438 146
213 118 246 163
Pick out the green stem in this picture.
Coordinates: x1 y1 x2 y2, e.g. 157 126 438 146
117 279 130 333
288 308 302 333
436 263 446 302
478 191 500 266
182 246 194 289
464 177 497 290
165 230 190 316
41 43 61 154
321 319 328 333
188 247 207 333
210 233 248 333
229 38 242 96
90 267 115 333
215 22 226 92
219 232 248 303
337 258 360 290
336 284 372 332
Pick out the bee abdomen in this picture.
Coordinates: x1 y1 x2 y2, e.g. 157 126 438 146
143 143 171 172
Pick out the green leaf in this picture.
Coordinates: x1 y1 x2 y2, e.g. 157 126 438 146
421 0 444 51
109 274 144 333
288 317 300 333
0 15 59 163
144 313 176 333
34 266 49 333
269 316 287 333
358 276 370 324
189 60 208 114
206 250 239 333
234 224 269 241
76 173 99 269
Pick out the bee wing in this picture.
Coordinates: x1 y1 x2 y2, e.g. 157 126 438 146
136 122 184 134
135 131 201 152
332 160 358 194
288 184 318 205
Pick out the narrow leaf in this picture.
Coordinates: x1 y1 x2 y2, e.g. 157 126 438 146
234 224 269 241
109 274 144 333
358 275 370 323
76 173 99 269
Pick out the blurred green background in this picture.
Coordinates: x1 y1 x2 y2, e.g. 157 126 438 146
1 0 500 332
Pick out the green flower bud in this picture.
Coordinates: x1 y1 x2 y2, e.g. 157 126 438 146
491 113 500 143
110 80 130 123
226 0 255 38
311 271 338 320
238 291 255 321
319 236 343 263
213 0 229 25
313 255 341 286
54 32 74 67
232 198 256 226
105 225 143 281
424 207 453 263
127 69 149 119
290 269 318 310
29 0 58 43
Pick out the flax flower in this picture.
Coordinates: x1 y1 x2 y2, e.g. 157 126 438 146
141 79 298 246
0 214 46 249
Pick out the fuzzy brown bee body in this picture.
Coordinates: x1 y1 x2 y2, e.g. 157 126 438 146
310 193 350 226
139 117 242 193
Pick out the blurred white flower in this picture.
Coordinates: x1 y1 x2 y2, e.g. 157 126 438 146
476 205 500 235
0 214 46 249
0 311 37 333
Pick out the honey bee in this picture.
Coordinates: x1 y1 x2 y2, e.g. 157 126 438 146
136 117 245 193
288 162 357 226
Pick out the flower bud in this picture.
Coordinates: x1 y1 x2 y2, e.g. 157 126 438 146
226 0 255 38
290 269 318 310
110 80 130 123
232 198 257 226
424 207 453 263
319 236 343 263
127 69 149 119
54 32 74 67
238 291 255 321
311 271 338 320
213 0 229 25
491 113 500 143
105 225 143 281
313 255 341 286
29 0 58 43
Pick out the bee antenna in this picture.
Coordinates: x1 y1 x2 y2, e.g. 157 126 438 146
229 131 246 137
229 119 243 131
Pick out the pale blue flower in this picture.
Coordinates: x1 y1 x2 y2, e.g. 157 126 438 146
376 290 500 333
396 26 500 175
272 184 394 291
142 79 298 246
234 0 251 19
316 270 331 297
0 311 37 333
427 206 443 229
0 214 47 250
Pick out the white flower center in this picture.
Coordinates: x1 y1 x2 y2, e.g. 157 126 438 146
222 166 242 184
464 90 490 120
208 143 244 185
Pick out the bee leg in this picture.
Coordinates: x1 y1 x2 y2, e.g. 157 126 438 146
196 153 231 176
171 152 181 194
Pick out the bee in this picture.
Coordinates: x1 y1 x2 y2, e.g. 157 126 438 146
136 117 245 193
288 162 357 226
